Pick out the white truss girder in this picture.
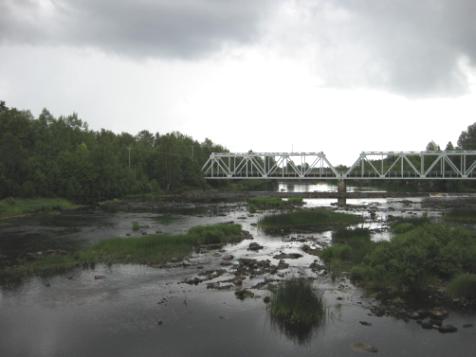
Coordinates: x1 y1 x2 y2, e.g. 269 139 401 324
202 151 476 180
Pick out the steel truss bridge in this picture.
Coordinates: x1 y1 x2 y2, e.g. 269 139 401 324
202 151 476 180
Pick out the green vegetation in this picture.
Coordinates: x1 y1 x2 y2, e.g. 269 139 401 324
447 273 476 299
0 223 244 283
322 223 476 302
320 228 373 275
131 222 141 231
444 208 476 223
270 278 325 344
1 255 80 279
389 216 430 234
258 208 362 234
0 197 78 219
247 196 304 212
0 101 226 203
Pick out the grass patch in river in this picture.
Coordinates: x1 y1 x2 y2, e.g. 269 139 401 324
0 223 245 283
270 278 325 344
131 221 141 231
258 208 362 234
248 196 304 212
0 197 78 219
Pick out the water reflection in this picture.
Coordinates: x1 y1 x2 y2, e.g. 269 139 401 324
269 278 325 344
278 182 363 193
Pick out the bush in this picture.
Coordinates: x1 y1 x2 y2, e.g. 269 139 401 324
391 222 416 234
320 222 476 301
320 228 374 273
390 217 430 234
321 244 352 262
360 224 476 295
447 273 476 299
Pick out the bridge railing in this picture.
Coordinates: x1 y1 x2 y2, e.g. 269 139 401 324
202 151 476 180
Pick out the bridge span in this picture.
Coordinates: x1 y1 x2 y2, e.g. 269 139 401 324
202 151 476 180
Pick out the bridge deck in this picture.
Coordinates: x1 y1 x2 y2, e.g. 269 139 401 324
202 151 476 180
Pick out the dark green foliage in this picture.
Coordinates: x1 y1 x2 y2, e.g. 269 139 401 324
447 273 476 299
247 196 304 212
270 278 325 344
458 122 476 149
390 216 430 234
352 224 476 297
0 103 226 202
320 221 476 301
320 228 374 273
258 208 362 234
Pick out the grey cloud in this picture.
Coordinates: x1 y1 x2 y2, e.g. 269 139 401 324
0 0 276 57
1 0 476 96
305 0 476 96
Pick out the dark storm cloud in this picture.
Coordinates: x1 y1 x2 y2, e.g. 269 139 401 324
1 0 476 96
0 0 276 57
311 0 476 95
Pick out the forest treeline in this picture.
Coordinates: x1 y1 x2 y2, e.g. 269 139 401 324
0 101 227 202
2 100 476 202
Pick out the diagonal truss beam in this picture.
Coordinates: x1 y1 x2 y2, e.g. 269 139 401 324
202 151 476 180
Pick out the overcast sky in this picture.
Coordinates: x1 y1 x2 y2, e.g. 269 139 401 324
1 0 476 165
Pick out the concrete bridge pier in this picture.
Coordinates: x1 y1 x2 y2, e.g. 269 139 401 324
337 180 347 207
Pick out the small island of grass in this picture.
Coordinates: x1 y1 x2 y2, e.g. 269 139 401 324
269 278 325 344
0 223 246 283
0 197 78 220
258 208 362 235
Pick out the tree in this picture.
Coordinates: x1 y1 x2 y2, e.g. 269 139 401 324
426 141 441 152
445 141 454 151
0 101 228 201
458 123 476 149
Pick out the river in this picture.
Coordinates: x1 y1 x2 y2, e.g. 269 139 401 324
1 183 475 357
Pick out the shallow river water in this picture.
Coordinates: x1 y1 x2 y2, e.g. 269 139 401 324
1 186 476 357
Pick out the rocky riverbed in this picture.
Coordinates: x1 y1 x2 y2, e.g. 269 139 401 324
1 193 476 356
